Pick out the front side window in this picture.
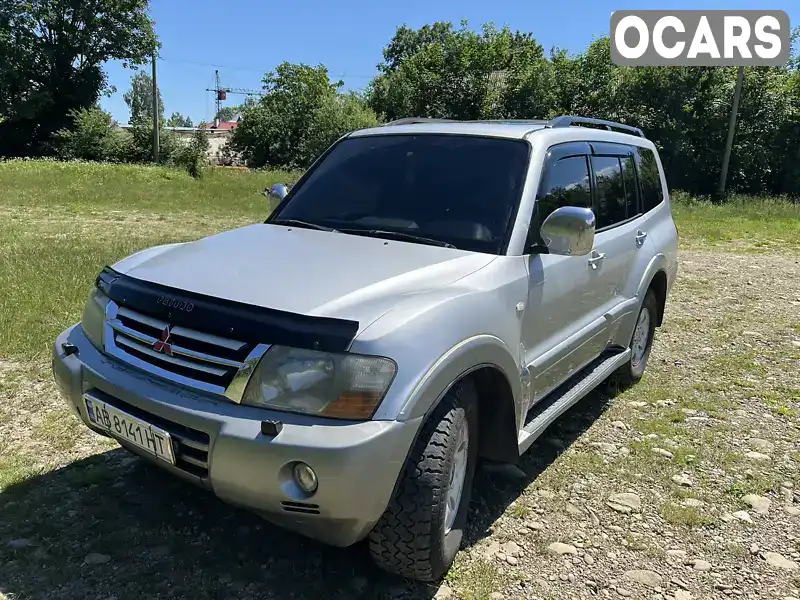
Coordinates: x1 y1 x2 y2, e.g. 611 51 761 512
591 156 626 229
271 134 530 254
536 155 592 222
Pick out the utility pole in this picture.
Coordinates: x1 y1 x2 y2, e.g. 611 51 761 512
152 52 160 163
717 66 745 199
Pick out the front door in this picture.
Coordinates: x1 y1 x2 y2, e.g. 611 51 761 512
522 144 610 404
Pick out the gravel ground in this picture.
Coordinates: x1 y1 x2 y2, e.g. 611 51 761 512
1 248 799 600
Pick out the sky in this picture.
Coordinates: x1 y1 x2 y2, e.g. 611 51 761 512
100 0 798 125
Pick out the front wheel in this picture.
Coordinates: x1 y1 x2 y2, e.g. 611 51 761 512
368 379 478 582
615 289 658 386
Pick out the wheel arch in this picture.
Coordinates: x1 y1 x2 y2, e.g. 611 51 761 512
647 269 668 326
468 365 520 463
397 335 523 461
633 254 670 325
417 363 520 464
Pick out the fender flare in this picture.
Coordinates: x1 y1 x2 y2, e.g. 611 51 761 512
635 252 667 301
617 253 669 345
384 335 522 504
398 334 522 423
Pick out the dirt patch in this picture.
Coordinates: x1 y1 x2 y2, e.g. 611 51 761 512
0 249 798 600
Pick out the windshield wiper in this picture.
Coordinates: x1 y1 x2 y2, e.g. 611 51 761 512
340 228 456 249
269 219 338 232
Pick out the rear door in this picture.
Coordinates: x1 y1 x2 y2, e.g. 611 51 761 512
588 143 652 345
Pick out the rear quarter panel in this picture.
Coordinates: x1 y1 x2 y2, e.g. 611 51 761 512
644 150 679 292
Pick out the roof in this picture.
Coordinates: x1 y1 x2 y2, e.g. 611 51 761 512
351 121 545 140
349 116 649 144
203 120 238 131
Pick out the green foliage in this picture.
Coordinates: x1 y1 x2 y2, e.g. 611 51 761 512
369 21 554 121
0 160 299 361
0 0 158 157
298 92 381 165
368 21 800 197
173 129 210 178
231 62 346 168
54 107 127 162
123 71 164 124
215 97 255 122
166 112 193 128
126 117 179 164
215 106 240 122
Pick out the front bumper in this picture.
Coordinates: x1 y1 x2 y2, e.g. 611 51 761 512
52 324 421 547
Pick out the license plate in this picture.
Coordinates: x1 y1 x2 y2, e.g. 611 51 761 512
84 395 176 465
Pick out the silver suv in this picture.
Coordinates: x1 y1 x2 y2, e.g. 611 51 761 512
52 116 678 582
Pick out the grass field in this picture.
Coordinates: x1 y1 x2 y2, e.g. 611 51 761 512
1 160 799 600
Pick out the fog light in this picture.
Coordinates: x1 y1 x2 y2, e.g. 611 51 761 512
293 462 318 493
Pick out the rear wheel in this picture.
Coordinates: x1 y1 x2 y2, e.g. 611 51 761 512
615 289 658 386
368 379 478 582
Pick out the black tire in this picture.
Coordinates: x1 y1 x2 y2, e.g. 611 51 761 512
615 289 658 386
368 379 478 582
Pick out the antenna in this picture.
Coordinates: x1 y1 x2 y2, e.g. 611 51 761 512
206 69 263 120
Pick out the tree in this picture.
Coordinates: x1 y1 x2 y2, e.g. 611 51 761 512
298 92 381 166
215 106 240 121
124 71 164 124
0 0 157 157
378 22 453 73
368 21 800 197
166 112 193 127
215 97 256 122
367 21 552 121
232 62 343 168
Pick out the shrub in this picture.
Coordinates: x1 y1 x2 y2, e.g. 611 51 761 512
172 129 210 178
125 117 179 164
54 107 127 162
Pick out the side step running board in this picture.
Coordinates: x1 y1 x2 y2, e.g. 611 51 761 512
518 349 630 455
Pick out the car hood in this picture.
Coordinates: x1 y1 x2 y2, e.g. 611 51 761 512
112 223 496 331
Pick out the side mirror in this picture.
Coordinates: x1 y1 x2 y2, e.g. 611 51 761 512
539 206 596 256
268 183 289 202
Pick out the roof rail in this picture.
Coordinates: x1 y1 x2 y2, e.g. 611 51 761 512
548 116 645 138
383 117 459 126
471 119 550 125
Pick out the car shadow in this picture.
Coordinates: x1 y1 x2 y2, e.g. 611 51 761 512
465 381 618 548
0 384 617 600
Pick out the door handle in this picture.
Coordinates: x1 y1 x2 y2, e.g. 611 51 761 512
588 252 606 270
635 230 648 247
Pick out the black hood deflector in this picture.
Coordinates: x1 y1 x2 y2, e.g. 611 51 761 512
96 267 360 353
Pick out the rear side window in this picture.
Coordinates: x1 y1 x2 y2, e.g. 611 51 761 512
637 147 664 212
621 154 639 217
591 156 626 229
537 155 592 221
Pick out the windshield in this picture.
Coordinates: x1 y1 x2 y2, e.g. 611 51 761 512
270 134 530 254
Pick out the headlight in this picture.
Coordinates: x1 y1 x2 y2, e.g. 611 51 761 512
81 287 109 350
241 345 396 420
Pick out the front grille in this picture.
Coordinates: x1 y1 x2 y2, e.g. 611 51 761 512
98 391 211 478
107 305 252 393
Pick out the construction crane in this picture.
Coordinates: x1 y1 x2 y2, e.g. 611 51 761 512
206 69 262 120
